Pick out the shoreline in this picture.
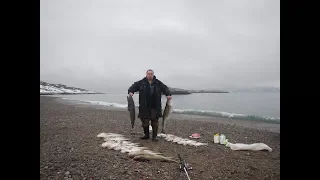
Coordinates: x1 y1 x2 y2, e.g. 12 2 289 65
46 94 280 125
41 96 280 180
57 97 280 133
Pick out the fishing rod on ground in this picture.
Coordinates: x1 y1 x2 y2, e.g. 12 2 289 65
160 98 192 179
178 153 192 180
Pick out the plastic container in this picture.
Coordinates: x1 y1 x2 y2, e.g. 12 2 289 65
213 133 220 143
219 134 226 144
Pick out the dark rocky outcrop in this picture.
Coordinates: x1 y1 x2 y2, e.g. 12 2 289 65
168 87 191 95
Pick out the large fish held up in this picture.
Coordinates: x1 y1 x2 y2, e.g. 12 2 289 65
127 95 136 128
161 98 173 134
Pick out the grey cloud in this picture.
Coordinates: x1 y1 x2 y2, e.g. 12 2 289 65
41 0 280 92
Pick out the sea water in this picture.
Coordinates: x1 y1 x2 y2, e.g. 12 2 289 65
54 92 280 123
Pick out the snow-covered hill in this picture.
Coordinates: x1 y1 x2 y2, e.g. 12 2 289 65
40 81 101 95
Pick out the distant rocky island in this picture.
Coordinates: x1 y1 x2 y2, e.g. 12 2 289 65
229 87 280 93
134 87 191 95
40 81 103 95
188 89 229 93
168 87 192 95
169 88 228 94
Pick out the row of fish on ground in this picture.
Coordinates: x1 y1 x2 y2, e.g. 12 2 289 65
97 132 179 163
97 131 272 164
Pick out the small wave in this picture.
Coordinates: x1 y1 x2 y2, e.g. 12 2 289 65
82 100 128 108
61 98 128 108
173 108 280 123
62 98 280 123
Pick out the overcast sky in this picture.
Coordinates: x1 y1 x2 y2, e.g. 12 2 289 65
40 0 280 93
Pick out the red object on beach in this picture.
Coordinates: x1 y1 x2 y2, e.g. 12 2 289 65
189 133 201 139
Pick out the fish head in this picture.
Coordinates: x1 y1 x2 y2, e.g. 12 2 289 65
166 99 173 106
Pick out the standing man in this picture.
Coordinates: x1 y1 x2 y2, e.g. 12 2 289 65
128 69 172 141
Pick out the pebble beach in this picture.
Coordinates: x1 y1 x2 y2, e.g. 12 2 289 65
40 96 280 180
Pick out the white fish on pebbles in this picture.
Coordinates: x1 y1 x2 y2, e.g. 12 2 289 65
97 132 178 163
158 133 207 147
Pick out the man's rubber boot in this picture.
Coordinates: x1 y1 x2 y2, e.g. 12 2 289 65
140 127 150 140
152 124 158 141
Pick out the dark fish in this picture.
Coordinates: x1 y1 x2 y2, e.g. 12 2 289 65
161 99 173 134
133 154 179 163
129 150 179 163
127 95 136 128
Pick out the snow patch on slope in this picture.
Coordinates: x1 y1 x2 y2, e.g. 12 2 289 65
40 81 99 94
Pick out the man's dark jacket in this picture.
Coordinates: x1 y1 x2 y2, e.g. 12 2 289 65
128 76 171 119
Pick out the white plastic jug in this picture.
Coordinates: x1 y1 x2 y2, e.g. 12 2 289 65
213 133 219 143
219 134 226 144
